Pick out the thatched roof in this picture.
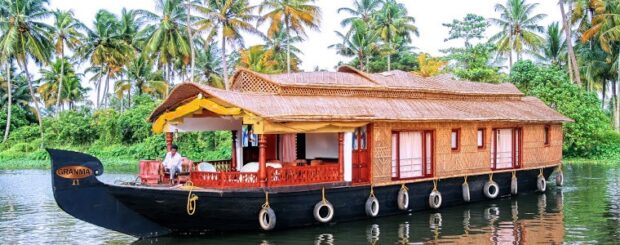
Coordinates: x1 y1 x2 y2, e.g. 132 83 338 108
149 67 572 124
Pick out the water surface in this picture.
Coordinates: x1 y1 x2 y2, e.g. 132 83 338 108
0 164 618 244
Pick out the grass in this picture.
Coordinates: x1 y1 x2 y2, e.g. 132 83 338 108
0 158 139 173
564 158 620 165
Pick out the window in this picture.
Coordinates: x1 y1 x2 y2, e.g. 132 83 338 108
392 131 434 179
477 128 486 149
544 125 550 146
451 129 460 151
491 128 522 170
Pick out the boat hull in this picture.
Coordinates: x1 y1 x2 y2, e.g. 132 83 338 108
49 149 557 237
108 167 555 235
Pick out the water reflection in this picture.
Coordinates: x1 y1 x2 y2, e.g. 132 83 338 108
2 166 620 244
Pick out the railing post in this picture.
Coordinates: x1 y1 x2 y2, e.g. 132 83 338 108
166 132 174 152
231 130 238 171
338 132 344 180
259 134 267 187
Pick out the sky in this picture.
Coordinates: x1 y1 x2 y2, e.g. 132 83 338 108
49 0 563 71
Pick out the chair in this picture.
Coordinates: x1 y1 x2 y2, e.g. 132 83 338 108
159 157 194 184
310 160 323 166
138 160 161 185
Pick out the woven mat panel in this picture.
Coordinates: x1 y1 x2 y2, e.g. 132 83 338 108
280 86 522 101
522 124 563 168
371 123 392 183
370 122 563 182
233 71 281 94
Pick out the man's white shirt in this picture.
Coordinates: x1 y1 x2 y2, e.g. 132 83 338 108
163 152 183 170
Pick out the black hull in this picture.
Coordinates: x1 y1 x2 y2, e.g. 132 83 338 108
49 149 557 238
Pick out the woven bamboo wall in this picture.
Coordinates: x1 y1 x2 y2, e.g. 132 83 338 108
371 122 563 184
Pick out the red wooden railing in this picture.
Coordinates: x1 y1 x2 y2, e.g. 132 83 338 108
189 164 341 189
267 164 341 187
190 171 260 188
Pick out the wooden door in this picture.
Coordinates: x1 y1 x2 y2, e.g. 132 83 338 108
352 125 371 183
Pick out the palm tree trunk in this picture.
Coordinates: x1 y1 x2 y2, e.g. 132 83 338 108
3 63 12 142
286 17 291 74
387 40 392 71
366 56 370 72
187 0 195 82
222 35 229 90
358 52 365 71
56 47 64 113
616 56 620 132
22 62 43 140
508 51 512 71
602 80 607 109
102 68 110 107
559 0 582 85
96 68 102 108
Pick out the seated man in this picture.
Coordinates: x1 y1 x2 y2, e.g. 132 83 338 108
162 144 183 184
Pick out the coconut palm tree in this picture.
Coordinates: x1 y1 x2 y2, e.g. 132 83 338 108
258 0 321 73
263 23 303 72
195 0 262 89
329 19 378 72
535 22 566 66
0 0 53 138
50 9 85 112
238 45 281 74
1 59 14 142
373 0 418 71
337 0 383 27
489 0 546 71
580 2 620 131
1 70 33 141
79 10 133 108
118 8 142 50
194 42 224 88
38 58 85 110
115 55 168 108
559 0 591 85
137 0 190 82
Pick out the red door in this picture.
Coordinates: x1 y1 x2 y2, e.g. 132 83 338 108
352 125 371 183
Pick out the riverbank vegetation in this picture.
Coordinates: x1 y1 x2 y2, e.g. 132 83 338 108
1 0 620 170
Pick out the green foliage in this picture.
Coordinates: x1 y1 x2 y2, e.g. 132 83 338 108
0 105 35 132
442 14 488 47
444 43 505 83
43 109 97 145
510 61 620 158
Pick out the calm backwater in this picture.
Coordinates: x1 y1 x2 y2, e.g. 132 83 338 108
1 164 619 244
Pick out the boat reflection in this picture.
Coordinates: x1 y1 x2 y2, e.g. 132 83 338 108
134 190 565 244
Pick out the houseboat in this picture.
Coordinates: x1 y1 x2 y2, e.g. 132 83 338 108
49 66 571 238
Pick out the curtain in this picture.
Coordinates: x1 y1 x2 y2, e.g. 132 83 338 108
279 134 297 163
496 129 513 169
399 132 423 178
392 134 398 178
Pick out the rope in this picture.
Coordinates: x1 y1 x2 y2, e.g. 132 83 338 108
463 176 469 186
538 168 544 177
512 171 517 179
401 184 408 192
262 191 270 209
185 181 198 216
321 187 327 205
432 179 438 192
369 185 375 198
488 172 494 182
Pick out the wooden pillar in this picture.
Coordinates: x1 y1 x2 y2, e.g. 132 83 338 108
166 132 174 151
231 130 238 171
338 133 344 180
258 134 267 187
